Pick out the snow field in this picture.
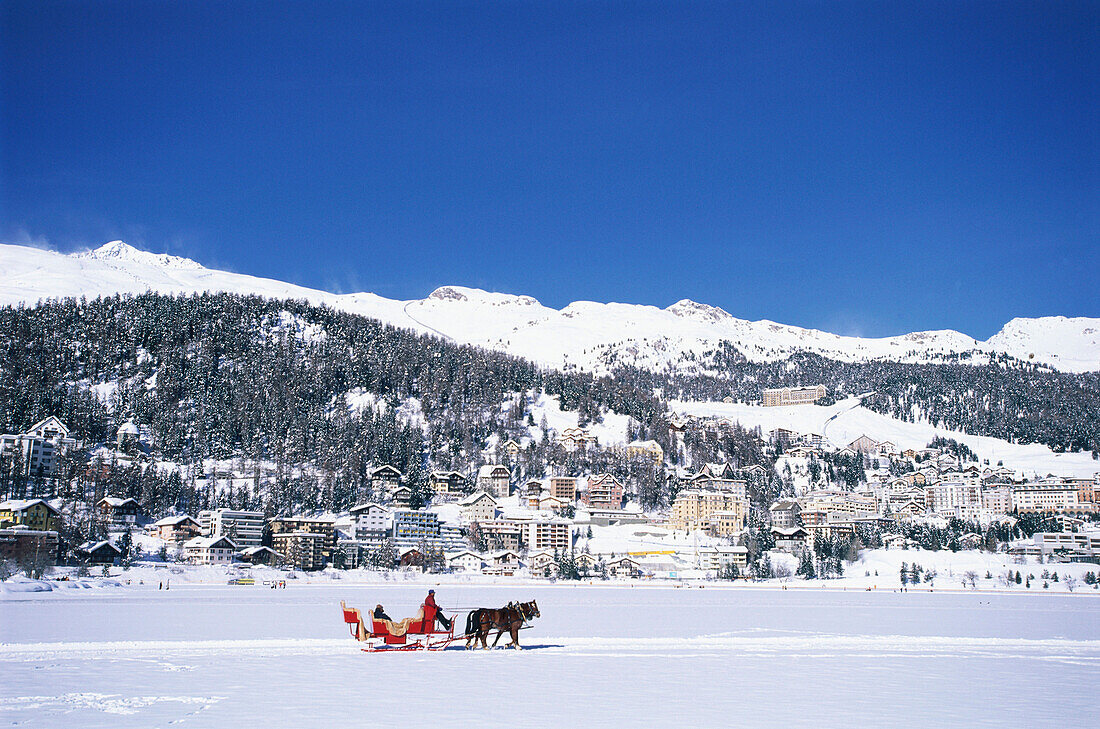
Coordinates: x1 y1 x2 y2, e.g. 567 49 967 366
2 584 1099 728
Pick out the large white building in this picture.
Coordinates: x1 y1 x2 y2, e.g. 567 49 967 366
0 417 76 478
1011 482 1080 514
924 481 982 521
197 509 265 548
762 385 826 407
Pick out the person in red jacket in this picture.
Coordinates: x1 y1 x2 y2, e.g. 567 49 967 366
424 589 452 630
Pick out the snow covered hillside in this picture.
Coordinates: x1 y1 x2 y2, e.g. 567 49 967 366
671 397 1100 478
2 241 1097 374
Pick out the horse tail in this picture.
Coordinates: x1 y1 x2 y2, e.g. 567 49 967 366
465 609 480 637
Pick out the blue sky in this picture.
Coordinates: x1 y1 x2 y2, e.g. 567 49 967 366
2 1 1096 339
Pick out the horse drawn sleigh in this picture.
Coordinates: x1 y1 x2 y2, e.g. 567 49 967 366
340 597 540 652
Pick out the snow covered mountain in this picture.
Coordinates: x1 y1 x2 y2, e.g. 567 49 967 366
2 241 1097 374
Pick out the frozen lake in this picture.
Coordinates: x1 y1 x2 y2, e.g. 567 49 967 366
3 583 1099 728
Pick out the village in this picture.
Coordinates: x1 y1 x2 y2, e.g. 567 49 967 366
3 390 1100 586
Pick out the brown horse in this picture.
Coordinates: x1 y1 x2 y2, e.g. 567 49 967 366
464 600 540 650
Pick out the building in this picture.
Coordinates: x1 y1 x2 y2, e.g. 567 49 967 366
151 515 202 543
446 550 485 572
0 417 76 478
0 499 62 532
238 545 281 565
924 481 983 520
549 476 577 501
197 509 264 548
523 519 572 551
115 419 141 449
97 497 143 530
762 385 826 407
771 526 811 554
183 535 238 565
271 531 326 571
267 516 337 562
349 503 391 544
623 440 664 463
368 464 404 495
769 500 801 528
429 471 470 499
502 439 522 458
558 427 597 452
711 508 747 537
0 528 59 566
1032 531 1100 562
668 490 748 533
1012 481 1082 514
477 519 524 551
847 435 880 455
607 556 644 578
391 510 441 549
584 474 624 511
477 464 512 498
458 492 497 524
769 428 796 448
981 485 1013 515
73 539 121 564
687 472 748 500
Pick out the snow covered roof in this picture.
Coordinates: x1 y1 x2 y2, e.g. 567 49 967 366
0 498 60 514
77 540 120 553
117 420 139 435
98 496 139 508
185 535 239 549
153 515 198 526
458 491 496 506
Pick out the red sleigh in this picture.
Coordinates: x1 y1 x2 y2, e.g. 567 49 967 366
341 601 459 652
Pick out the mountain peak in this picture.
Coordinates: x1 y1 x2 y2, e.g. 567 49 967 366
76 241 204 270
666 299 732 323
426 286 540 307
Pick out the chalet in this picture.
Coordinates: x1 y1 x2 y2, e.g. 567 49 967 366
445 550 485 572
771 526 811 554
389 486 413 509
607 556 643 578
74 539 121 564
368 464 404 494
97 496 143 529
238 545 281 565
115 419 141 449
0 499 62 532
481 550 524 576
398 547 425 568
429 471 470 498
623 440 664 463
538 495 569 513
458 492 497 524
477 464 512 498
584 474 624 511
740 464 768 477
502 439 522 458
184 535 239 565
523 479 545 498
152 515 202 543
527 550 556 574
558 427 597 452
574 552 600 571
847 435 879 455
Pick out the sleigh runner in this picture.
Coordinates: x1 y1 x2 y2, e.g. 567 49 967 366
341 600 460 652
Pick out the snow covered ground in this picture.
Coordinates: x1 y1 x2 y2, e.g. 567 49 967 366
672 397 1100 478
3 581 1098 728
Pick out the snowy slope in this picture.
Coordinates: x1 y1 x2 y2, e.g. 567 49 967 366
2 241 1098 373
670 397 1100 478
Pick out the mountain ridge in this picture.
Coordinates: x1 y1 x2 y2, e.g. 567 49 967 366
1 240 1096 374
